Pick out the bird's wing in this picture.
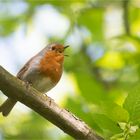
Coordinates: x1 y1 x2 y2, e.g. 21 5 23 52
17 47 47 79
17 56 36 79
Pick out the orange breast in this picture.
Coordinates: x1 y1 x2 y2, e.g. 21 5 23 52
39 51 64 83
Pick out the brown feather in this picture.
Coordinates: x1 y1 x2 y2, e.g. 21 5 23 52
39 51 64 83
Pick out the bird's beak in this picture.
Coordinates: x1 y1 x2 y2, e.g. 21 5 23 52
64 45 69 50
64 45 69 56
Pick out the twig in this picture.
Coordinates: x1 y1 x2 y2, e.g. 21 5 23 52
123 0 130 35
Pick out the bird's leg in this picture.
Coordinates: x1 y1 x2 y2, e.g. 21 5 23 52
43 94 48 100
43 94 53 106
48 96 52 106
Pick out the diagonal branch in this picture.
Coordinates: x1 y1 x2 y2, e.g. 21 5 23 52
0 66 103 140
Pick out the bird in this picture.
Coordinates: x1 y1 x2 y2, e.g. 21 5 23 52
0 43 69 116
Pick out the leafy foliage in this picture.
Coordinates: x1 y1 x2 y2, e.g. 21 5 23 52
124 84 140 125
1 0 140 140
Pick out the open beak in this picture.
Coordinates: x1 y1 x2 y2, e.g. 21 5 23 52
64 45 69 57
64 45 69 50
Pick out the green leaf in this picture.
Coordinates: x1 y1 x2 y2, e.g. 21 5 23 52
97 101 129 122
75 71 107 103
129 129 140 140
92 113 122 139
123 84 140 124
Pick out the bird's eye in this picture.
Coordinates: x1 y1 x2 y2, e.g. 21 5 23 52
52 46 55 50
59 50 63 53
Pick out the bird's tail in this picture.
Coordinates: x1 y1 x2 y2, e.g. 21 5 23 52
0 98 16 116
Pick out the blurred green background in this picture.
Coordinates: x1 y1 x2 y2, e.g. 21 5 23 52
0 0 140 140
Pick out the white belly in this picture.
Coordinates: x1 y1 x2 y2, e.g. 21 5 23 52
32 76 55 93
22 69 56 93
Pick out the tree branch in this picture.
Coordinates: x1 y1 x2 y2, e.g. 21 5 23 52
0 66 103 140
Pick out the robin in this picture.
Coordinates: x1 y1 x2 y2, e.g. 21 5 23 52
0 43 69 116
